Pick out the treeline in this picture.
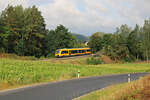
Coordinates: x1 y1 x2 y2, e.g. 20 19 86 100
89 22 150 62
0 5 84 57
1 5 150 61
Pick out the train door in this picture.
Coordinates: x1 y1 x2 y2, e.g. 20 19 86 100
69 50 71 56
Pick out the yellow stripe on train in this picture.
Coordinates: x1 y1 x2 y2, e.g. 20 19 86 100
55 48 91 57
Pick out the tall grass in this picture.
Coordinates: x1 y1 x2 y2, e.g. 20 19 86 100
0 58 150 90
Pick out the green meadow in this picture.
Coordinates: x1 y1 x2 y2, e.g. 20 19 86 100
0 58 150 90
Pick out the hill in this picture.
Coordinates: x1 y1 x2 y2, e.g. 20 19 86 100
72 33 89 42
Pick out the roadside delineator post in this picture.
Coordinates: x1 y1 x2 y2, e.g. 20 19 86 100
78 70 80 78
128 74 131 83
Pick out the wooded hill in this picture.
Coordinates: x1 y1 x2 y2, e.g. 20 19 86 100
72 33 89 43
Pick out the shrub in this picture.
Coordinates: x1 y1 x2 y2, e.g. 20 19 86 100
0 48 5 53
86 57 102 65
122 55 136 63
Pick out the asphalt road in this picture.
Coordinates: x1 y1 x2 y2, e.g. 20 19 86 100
0 73 148 100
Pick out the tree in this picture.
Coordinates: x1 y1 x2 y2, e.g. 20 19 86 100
101 26 131 61
118 24 132 38
46 25 76 56
45 30 57 56
23 5 47 57
14 39 25 56
0 5 25 54
101 34 113 54
0 13 10 53
88 32 102 52
55 25 76 48
127 24 141 60
1 5 17 53
142 19 150 61
105 33 130 61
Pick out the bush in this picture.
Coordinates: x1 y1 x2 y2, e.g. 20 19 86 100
86 57 102 65
0 48 5 53
122 55 136 63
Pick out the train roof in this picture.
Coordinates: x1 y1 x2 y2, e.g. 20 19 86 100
56 48 90 50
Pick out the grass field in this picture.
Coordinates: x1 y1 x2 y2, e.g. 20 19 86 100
0 58 150 90
45 57 88 65
78 75 150 100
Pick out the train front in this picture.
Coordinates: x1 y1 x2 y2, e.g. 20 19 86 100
55 49 60 57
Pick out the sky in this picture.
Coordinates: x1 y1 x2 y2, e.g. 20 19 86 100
0 0 150 36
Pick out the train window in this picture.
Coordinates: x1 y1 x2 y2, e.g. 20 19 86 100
61 51 68 54
73 50 76 53
73 50 75 53
87 49 91 52
78 50 83 53
75 50 78 53
71 50 77 53
71 50 74 53
81 50 84 53
60 49 90 54
56 50 60 53
79 50 82 53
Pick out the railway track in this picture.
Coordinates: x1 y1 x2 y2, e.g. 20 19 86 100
41 54 91 61
54 55 91 60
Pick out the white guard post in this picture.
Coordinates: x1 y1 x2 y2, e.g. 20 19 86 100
78 70 80 78
128 74 131 83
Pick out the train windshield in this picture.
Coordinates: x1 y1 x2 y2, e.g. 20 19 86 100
56 50 60 53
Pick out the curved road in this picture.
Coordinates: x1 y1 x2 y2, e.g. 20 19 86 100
0 73 148 100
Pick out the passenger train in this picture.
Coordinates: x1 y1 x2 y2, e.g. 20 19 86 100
55 48 91 57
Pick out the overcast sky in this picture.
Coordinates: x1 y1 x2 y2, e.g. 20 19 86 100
0 0 150 36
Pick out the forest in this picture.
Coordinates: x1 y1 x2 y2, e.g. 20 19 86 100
88 23 150 62
0 5 83 58
0 5 150 61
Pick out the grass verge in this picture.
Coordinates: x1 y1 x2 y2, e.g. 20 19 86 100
0 58 150 91
78 75 150 100
0 53 37 60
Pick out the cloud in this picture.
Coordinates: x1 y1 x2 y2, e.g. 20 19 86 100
105 0 150 26
0 0 150 35
39 0 120 35
0 0 29 11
